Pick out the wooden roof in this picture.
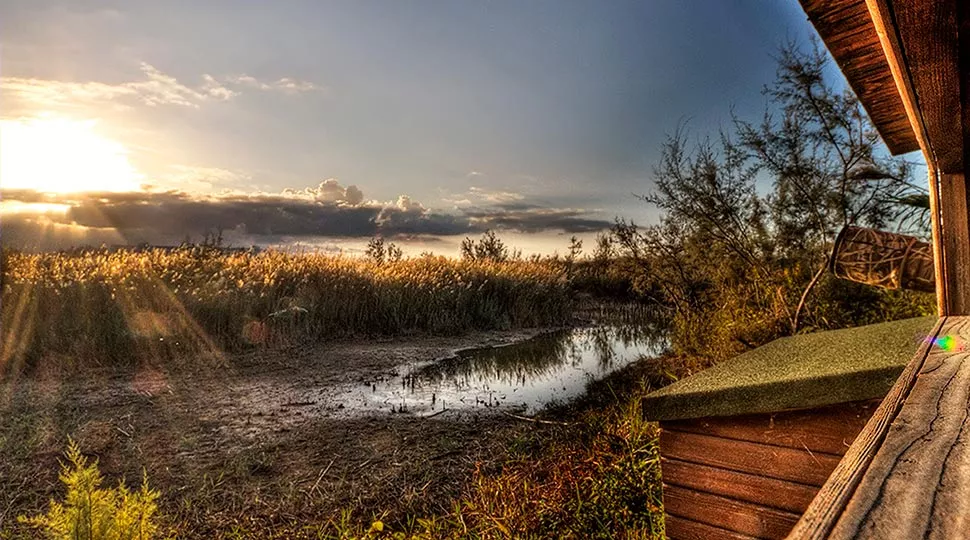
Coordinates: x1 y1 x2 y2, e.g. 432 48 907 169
800 0 919 155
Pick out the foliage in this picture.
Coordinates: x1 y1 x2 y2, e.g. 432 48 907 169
602 41 936 362
1 247 570 370
366 237 404 264
463 396 663 539
19 440 159 540
460 231 512 263
312 392 664 539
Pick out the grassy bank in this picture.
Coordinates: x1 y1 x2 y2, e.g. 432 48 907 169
1 247 571 370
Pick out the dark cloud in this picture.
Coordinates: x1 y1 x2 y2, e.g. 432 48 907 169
1 183 612 250
462 203 613 233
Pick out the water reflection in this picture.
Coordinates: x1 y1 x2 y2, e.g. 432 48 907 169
341 323 668 415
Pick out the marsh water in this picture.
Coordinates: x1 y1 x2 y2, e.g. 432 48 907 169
338 324 667 416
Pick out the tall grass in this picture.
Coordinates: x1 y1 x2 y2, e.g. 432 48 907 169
1 247 571 369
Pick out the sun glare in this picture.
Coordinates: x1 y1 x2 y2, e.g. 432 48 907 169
1 116 143 193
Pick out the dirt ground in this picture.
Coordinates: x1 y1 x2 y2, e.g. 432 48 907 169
0 329 558 538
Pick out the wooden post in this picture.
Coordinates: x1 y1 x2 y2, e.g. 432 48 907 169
866 0 968 316
937 173 970 315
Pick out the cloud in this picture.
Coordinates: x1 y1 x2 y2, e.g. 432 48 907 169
201 74 240 101
468 186 525 204
0 181 612 250
1 64 320 114
462 203 613 233
283 179 365 205
225 74 322 94
151 165 251 192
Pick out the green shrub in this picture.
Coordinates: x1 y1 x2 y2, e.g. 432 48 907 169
20 440 160 540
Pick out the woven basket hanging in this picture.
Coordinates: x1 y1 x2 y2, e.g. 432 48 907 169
830 225 935 293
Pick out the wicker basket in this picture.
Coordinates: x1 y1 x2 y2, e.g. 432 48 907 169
830 226 935 293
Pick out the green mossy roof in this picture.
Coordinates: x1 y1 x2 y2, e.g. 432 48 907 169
643 316 938 421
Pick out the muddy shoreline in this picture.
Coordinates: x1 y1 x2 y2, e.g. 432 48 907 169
0 327 574 537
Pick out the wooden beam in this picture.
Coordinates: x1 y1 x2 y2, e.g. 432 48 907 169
866 0 964 314
938 173 970 315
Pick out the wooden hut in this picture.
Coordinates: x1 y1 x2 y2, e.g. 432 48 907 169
644 317 935 539
646 0 970 538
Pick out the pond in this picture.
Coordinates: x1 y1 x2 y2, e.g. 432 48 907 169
338 324 668 416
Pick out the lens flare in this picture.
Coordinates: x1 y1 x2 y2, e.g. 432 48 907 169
927 334 965 352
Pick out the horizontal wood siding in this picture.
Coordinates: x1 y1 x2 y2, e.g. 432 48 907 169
659 430 841 487
664 400 878 455
661 401 876 539
664 515 760 540
664 486 800 539
662 459 818 513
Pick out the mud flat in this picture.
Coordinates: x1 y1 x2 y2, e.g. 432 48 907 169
0 324 663 537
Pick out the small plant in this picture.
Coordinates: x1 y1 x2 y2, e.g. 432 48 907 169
20 439 160 540
365 237 403 263
460 230 510 262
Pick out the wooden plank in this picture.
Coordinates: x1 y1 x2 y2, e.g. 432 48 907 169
886 0 961 172
664 514 759 540
928 164 948 316
663 400 876 456
863 0 949 315
787 316 945 539
660 430 841 487
937 173 970 315
826 317 970 537
662 459 819 513
663 485 800 539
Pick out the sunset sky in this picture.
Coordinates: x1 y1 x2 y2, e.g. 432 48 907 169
2 1 837 254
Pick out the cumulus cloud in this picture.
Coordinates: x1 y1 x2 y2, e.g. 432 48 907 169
0 180 612 250
283 179 365 205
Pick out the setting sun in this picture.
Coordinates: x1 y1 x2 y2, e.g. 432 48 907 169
1 116 142 193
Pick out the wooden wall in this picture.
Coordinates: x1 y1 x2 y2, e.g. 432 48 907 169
660 400 878 540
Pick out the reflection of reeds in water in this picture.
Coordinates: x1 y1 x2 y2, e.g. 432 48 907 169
414 322 669 388
416 330 575 388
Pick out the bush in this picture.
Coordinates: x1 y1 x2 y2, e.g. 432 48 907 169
20 440 160 540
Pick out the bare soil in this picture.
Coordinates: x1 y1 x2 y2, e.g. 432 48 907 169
0 329 558 538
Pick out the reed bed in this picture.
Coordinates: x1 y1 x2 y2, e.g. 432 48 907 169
1 247 571 369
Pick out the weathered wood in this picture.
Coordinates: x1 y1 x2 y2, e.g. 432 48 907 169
888 0 961 171
660 430 841 486
664 485 800 538
664 514 760 540
937 174 970 316
829 317 970 537
664 400 877 456
927 164 948 316
867 0 967 315
787 316 946 538
863 0 933 157
800 0 918 153
662 458 819 513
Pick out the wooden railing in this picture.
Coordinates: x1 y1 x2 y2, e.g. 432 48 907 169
788 316 970 538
